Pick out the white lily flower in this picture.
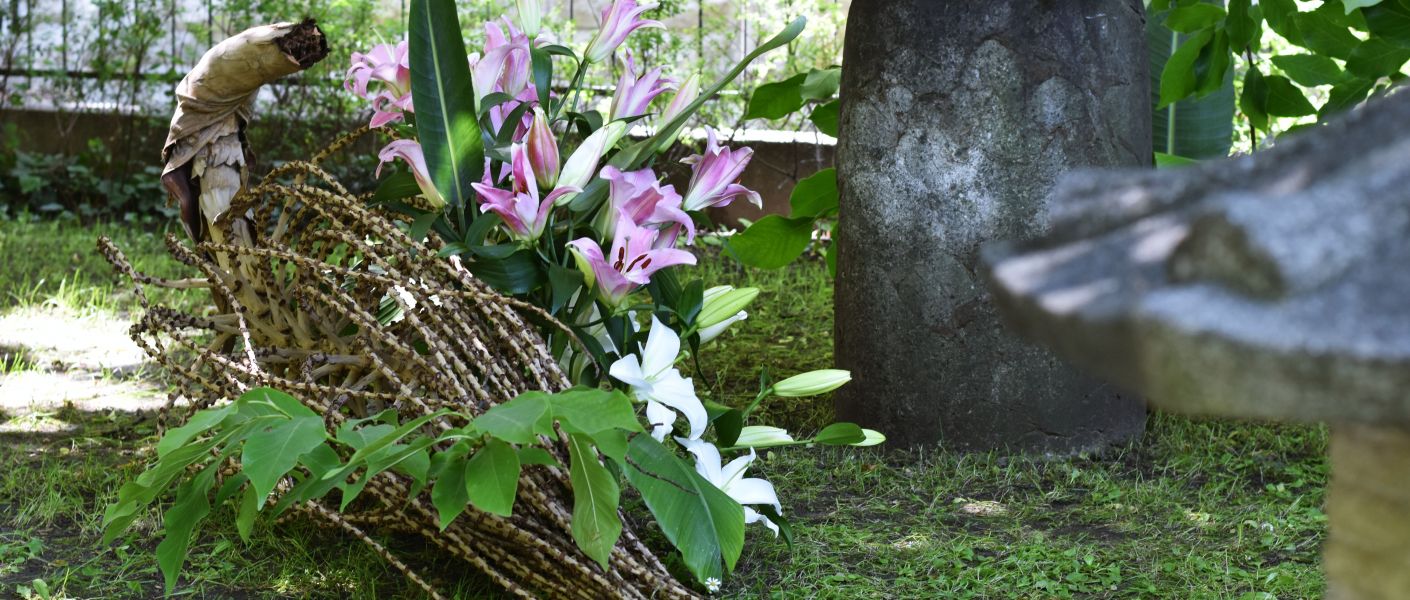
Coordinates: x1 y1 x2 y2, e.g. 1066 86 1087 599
610 315 707 441
677 437 782 536
697 310 746 344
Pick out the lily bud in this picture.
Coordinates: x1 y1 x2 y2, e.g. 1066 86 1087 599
734 426 795 449
697 285 759 329
525 106 560 189
659 73 700 146
772 369 851 397
515 0 542 38
557 121 628 195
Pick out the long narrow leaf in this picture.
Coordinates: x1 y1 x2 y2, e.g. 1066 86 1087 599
410 0 484 208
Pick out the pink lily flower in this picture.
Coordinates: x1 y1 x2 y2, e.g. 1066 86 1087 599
346 40 412 128
583 0 663 63
472 18 532 105
600 165 694 246
568 215 696 309
524 106 560 189
472 143 578 242
610 51 676 121
679 127 762 211
375 139 444 208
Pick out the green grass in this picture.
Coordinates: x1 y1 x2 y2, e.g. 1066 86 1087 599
0 218 1328 599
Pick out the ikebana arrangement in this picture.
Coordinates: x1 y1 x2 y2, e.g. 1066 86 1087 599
97 1 880 597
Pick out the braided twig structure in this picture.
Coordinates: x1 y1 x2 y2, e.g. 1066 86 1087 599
100 127 699 599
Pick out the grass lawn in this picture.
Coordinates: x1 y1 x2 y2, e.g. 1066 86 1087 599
0 216 1327 599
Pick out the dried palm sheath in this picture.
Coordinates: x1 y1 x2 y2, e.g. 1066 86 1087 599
101 21 699 600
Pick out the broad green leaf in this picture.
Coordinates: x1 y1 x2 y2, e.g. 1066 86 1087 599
714 409 745 448
1263 74 1317 116
1261 0 1304 44
244 387 317 419
476 393 554 445
1345 0 1385 14
431 446 471 528
242 415 327 507
567 434 622 568
1270 54 1346 86
235 484 258 541
1321 76 1376 116
156 403 232 457
809 99 839 136
466 249 545 295
1226 0 1259 50
1294 12 1361 59
1159 28 1212 107
547 263 584 316
546 388 643 435
156 468 215 591
800 67 841 100
409 0 484 208
1346 37 1410 77
1154 152 1200 168
1193 31 1232 97
371 170 420 205
789 168 838 219
1241 67 1271 131
1166 3 1226 32
854 429 887 447
623 435 744 583
745 73 807 120
1150 6 1234 158
1364 0 1410 47
814 422 866 445
518 447 561 468
464 439 520 517
727 215 814 269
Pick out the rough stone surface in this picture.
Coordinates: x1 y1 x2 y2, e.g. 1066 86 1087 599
833 0 1151 451
982 91 1410 425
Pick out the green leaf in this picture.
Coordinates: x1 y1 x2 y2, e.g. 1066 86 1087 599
1159 28 1212 107
156 468 215 591
545 388 643 435
531 47 552 109
409 0 484 208
809 99 839 136
1345 0 1385 14
1346 37 1410 77
242 415 327 507
714 409 744 448
156 404 232 457
567 434 622 568
466 249 545 295
800 67 841 101
1294 12 1361 59
1364 0 1410 47
1241 67 1271 131
1261 0 1304 44
727 215 814 269
235 484 258 542
1270 54 1346 86
372 170 421 205
518 447 561 468
788 168 838 219
431 445 471 528
1193 30 1232 96
1154 152 1200 168
1166 3 1226 32
1263 74 1317 116
1225 0 1259 50
476 393 555 445
547 263 584 316
1150 7 1234 158
745 72 807 120
464 439 520 517
623 435 744 584
243 387 317 419
814 422 866 445
1321 76 1376 116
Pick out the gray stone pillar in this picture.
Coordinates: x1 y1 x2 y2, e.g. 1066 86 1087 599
834 0 1150 451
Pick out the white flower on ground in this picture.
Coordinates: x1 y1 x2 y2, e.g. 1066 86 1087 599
677 437 782 536
703 577 722 593
609 315 707 441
